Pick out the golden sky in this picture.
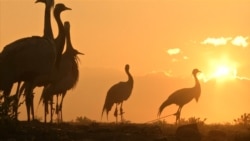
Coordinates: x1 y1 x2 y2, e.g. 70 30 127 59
1 0 250 124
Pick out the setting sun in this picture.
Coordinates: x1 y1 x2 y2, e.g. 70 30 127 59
213 65 234 78
203 56 239 82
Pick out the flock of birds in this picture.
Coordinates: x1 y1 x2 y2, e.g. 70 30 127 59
0 0 202 124
0 0 82 123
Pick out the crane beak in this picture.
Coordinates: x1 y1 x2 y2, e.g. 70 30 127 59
195 98 199 102
77 51 84 55
195 95 200 102
35 0 42 3
65 7 72 10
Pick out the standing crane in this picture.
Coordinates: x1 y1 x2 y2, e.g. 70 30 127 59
102 64 134 122
17 2 71 121
0 0 56 121
158 69 201 124
24 2 71 122
40 21 83 123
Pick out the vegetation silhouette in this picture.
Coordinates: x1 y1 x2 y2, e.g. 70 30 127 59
0 0 56 121
101 64 134 122
176 123 201 141
158 69 201 124
39 21 83 123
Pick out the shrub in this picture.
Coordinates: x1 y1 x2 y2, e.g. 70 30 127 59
0 94 16 123
234 113 250 126
179 117 207 125
75 116 93 125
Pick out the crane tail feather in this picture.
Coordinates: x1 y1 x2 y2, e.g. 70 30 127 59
101 107 105 120
158 99 171 117
101 90 115 121
101 99 113 121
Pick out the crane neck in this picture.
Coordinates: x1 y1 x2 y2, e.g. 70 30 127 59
193 73 200 88
65 24 73 53
54 10 65 46
54 9 65 60
126 69 133 86
43 3 54 39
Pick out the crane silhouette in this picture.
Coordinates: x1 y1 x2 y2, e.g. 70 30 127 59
39 21 83 123
158 69 201 124
102 64 134 122
24 3 71 121
19 2 72 122
0 0 56 121
53 3 71 65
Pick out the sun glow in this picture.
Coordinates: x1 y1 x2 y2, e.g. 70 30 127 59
202 57 238 82
212 64 237 81
214 66 231 78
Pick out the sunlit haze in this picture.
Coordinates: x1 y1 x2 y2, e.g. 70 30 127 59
1 0 250 124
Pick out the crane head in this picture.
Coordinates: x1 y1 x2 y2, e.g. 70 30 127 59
35 0 45 3
125 64 130 71
54 3 72 14
35 0 54 8
192 68 201 75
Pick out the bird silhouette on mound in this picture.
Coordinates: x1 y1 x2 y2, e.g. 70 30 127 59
16 2 71 122
158 69 201 124
102 64 134 122
0 0 56 121
40 21 83 123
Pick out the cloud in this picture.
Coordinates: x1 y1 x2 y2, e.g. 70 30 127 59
167 48 180 55
231 36 248 47
201 37 231 46
201 36 249 47
166 48 188 62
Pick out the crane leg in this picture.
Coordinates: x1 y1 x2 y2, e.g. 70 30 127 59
120 103 124 122
44 103 47 123
13 81 21 120
50 96 54 123
59 91 66 122
31 92 34 121
25 85 32 122
56 94 59 115
56 94 59 122
114 104 118 123
175 106 182 124
25 96 30 122
24 83 35 122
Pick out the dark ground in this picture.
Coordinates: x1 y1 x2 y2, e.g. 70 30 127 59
0 121 250 141
0 121 166 141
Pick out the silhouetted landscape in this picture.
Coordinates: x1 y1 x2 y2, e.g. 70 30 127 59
1 116 250 141
1 0 250 140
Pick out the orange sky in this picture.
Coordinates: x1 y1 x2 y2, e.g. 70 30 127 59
0 0 250 124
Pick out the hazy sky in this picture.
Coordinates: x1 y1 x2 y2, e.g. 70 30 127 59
1 0 250 124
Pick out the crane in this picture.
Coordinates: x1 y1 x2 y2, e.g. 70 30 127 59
158 69 201 124
102 64 134 122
